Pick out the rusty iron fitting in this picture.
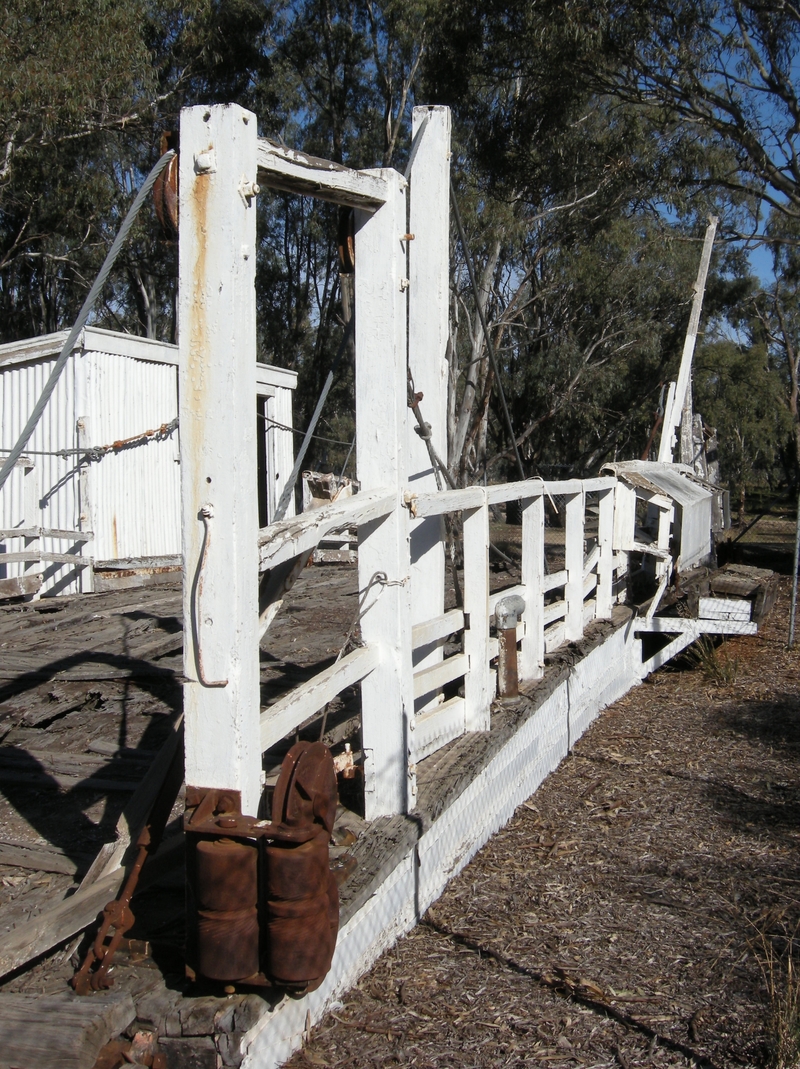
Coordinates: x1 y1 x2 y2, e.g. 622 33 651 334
495 594 525 699
264 828 330 902
264 870 339 989
195 837 259 981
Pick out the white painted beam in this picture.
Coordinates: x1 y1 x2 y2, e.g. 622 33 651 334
260 645 380 753
406 485 485 517
463 496 491 730
564 491 585 641
596 486 614 619
258 486 395 570
355 169 415 818
179 104 261 816
408 106 451 683
412 608 465 650
256 139 388 209
520 495 545 680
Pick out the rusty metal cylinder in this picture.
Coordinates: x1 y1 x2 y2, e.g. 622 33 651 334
263 829 338 986
195 837 259 981
263 831 330 901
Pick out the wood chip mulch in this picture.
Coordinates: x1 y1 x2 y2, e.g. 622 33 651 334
288 579 800 1069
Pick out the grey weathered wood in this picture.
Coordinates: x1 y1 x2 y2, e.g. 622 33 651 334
0 573 41 600
258 487 395 571
0 990 135 1069
0 717 183 978
0 552 92 566
256 138 388 208
0 839 93 876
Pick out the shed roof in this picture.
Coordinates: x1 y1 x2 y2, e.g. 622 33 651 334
602 460 713 509
0 327 297 391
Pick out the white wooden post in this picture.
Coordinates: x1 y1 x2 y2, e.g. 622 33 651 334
596 486 614 619
22 460 40 596
564 491 585 641
408 106 451 677
76 417 94 594
355 169 416 818
179 104 262 817
463 493 491 729
520 493 545 680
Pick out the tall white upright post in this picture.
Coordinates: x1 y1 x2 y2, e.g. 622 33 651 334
520 493 545 680
596 486 615 619
463 494 491 730
356 170 415 818
179 104 262 817
564 491 585 641
408 106 451 677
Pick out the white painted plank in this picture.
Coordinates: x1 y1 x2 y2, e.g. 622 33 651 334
413 652 468 700
485 479 547 505
544 621 566 653
543 600 567 625
463 496 490 731
260 645 380 752
412 608 465 650
564 492 585 641
256 139 388 208
355 169 416 818
638 616 757 636
258 486 395 570
543 568 568 593
414 696 466 761
582 544 600 578
521 495 544 680
699 596 752 621
408 106 451 680
406 486 485 517
179 104 262 814
596 486 614 618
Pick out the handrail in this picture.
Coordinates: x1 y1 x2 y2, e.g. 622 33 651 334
260 644 380 753
407 476 617 518
257 138 389 209
0 528 93 541
258 486 395 571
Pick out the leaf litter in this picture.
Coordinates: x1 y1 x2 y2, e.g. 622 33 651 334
288 578 800 1069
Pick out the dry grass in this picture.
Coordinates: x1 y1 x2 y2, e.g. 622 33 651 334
684 635 741 686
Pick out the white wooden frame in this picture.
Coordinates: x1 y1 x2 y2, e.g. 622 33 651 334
179 103 634 825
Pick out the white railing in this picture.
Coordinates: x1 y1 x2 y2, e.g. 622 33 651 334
0 457 93 599
256 474 620 814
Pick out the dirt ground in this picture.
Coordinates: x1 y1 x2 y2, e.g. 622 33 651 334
287 567 800 1069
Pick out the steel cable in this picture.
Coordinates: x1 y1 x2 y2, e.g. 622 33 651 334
0 150 177 493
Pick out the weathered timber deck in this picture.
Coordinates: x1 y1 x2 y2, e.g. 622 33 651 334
0 563 636 1067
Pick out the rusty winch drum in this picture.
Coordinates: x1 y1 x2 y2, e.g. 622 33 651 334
185 740 340 991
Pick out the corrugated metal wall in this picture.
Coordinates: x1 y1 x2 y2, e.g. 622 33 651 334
82 350 180 563
265 389 295 521
1 340 296 596
0 353 83 595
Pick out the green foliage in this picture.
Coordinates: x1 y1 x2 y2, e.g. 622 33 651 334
694 337 792 497
1 0 798 489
